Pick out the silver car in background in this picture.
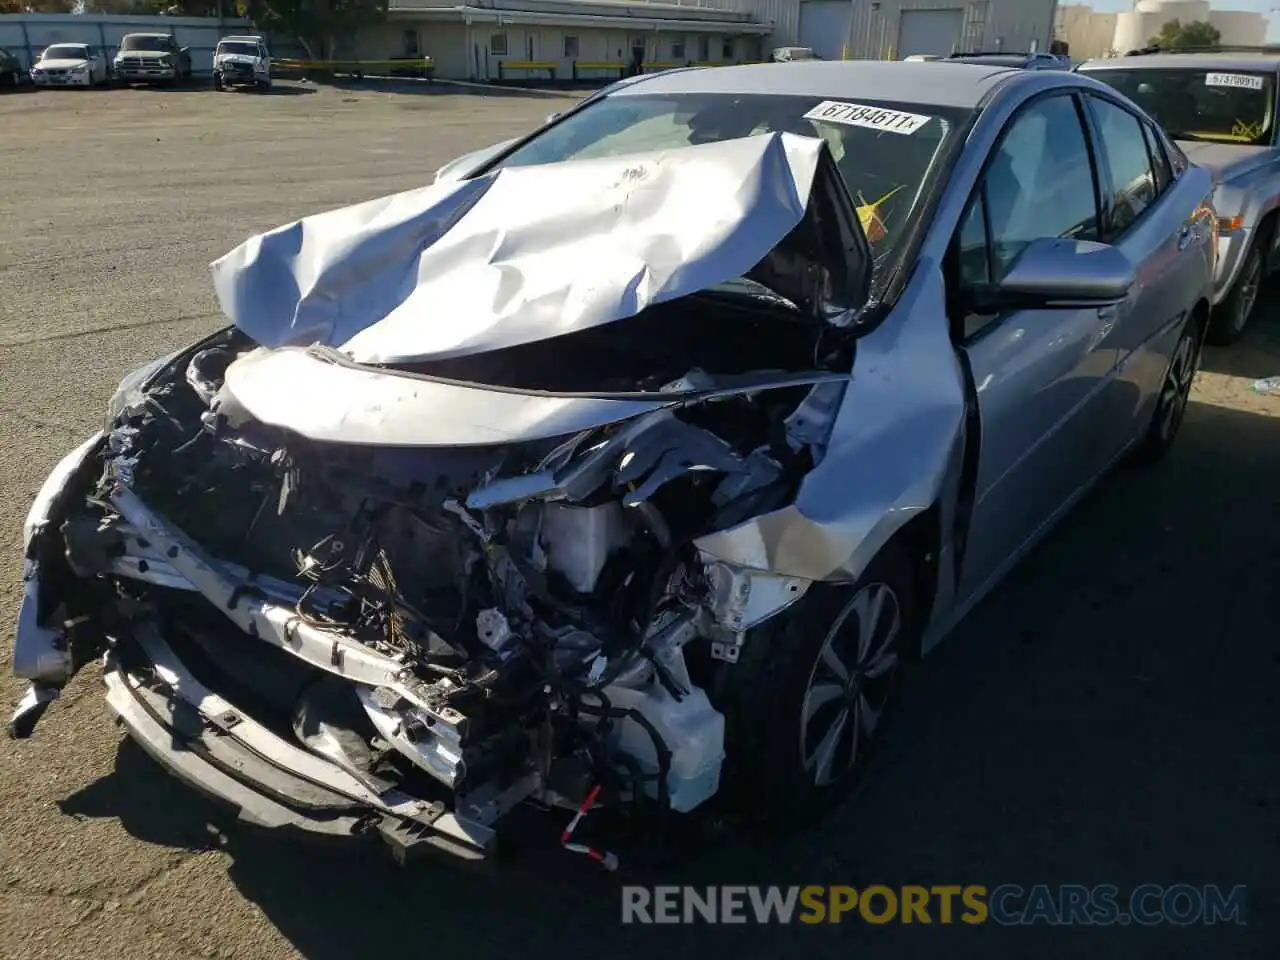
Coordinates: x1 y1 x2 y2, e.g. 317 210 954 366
10 62 1215 865
1079 51 1280 343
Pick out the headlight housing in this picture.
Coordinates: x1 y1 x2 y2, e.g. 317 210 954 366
71 64 88 73
103 352 179 429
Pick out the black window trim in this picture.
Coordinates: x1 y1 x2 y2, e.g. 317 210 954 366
946 88 1105 344
1140 117 1174 194
1082 91 1164 243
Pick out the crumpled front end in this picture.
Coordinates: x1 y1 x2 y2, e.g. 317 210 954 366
9 130 969 864
11 318 852 862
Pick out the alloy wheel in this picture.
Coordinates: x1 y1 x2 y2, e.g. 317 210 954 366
799 582 902 788
1234 250 1262 334
1158 329 1198 442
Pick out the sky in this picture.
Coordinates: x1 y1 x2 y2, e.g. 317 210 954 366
1083 0 1280 41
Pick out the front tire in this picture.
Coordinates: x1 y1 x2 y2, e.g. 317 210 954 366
1209 242 1264 345
714 542 920 821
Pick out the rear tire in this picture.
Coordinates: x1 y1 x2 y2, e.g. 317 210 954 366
713 542 920 823
1131 313 1201 465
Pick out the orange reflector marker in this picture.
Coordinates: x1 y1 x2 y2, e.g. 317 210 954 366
1217 214 1245 232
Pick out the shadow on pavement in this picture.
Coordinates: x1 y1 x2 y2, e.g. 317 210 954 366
59 399 1279 959
1199 290 1280 380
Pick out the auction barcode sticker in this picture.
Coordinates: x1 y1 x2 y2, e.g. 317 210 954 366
803 101 932 135
1205 72 1264 90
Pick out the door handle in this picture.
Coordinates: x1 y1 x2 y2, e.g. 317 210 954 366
1177 225 1193 251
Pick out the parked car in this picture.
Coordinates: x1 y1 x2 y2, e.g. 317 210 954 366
212 35 271 91
772 46 819 62
113 33 192 85
1078 51 1280 343
10 61 1215 866
0 46 23 89
30 43 108 88
947 51 1070 70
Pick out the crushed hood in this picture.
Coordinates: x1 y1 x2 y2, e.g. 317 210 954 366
210 132 871 366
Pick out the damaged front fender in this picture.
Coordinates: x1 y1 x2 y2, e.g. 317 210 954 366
695 263 967 596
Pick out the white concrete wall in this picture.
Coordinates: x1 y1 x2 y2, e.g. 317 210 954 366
1210 10 1267 45
1056 3 1117 58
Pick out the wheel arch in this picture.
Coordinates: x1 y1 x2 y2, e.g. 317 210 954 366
878 506 941 659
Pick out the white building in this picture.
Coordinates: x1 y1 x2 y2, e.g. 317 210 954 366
1057 0 1268 60
356 0 777 81
796 0 1057 61
355 0 1061 80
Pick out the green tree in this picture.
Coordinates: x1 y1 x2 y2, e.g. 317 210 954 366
242 0 388 61
1151 19 1222 50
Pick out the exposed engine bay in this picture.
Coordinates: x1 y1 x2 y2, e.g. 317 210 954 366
38 289 848 860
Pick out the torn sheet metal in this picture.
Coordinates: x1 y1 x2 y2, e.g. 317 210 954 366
210 133 825 364
694 261 967 584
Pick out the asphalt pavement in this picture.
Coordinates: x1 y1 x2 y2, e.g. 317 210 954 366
1 80 1277 959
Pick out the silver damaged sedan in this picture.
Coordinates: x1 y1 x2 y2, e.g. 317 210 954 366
10 61 1216 865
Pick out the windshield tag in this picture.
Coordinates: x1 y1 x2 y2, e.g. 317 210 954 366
1205 73 1264 91
803 101 931 135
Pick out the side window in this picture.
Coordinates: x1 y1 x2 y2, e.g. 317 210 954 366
983 94 1100 279
1089 97 1158 237
950 94 1099 339
1142 120 1173 193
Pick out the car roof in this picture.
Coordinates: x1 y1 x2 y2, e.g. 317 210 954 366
220 36 264 42
1079 52 1280 73
949 54 1031 66
613 60 1019 109
122 32 172 39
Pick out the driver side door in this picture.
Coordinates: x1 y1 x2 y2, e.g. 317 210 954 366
950 91 1128 603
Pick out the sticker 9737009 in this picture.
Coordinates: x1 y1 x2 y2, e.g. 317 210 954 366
803 101 933 135
1205 72 1264 91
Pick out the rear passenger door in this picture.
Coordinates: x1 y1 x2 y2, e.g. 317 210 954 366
1082 93 1209 433
950 92 1126 603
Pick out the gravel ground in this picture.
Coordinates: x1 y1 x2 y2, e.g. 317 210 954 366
1 81 1278 959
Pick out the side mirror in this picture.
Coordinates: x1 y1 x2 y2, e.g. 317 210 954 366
981 238 1134 310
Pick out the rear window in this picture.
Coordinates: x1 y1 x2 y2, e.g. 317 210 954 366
1085 68 1276 145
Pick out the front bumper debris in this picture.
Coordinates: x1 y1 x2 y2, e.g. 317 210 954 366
104 619 497 864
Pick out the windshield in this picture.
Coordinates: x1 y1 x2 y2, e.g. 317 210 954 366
494 93 964 263
1085 68 1276 145
120 36 169 52
43 45 88 61
218 42 259 57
